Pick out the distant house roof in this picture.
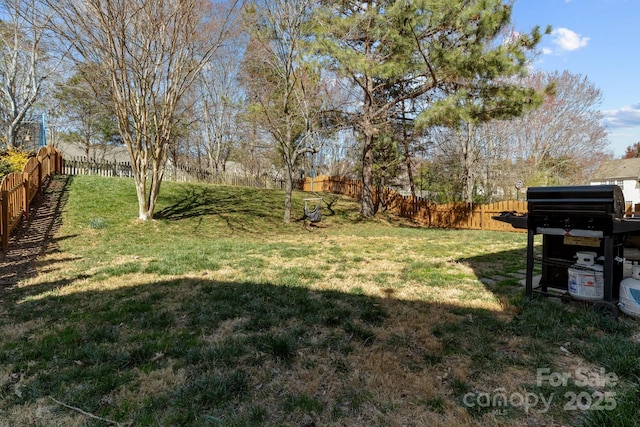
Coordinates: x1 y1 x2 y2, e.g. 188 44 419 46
591 158 640 182
56 141 130 163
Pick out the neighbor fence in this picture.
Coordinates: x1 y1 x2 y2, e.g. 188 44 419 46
0 145 63 249
62 156 299 189
303 175 527 232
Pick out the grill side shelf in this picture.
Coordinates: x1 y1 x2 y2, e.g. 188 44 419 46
492 212 527 229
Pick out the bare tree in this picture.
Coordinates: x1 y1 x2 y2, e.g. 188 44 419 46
501 70 608 186
195 40 245 177
45 0 241 220
428 70 609 202
0 0 56 149
242 0 324 223
430 120 514 203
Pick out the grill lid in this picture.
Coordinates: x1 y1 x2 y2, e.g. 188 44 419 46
492 184 640 233
527 185 625 219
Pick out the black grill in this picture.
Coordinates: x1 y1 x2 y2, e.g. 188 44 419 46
495 185 640 318
527 185 627 234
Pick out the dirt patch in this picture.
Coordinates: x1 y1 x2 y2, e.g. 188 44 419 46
0 175 70 287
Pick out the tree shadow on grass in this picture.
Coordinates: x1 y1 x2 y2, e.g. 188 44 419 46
1 181 636 426
155 185 346 233
458 244 530 286
156 185 234 220
2 270 637 426
155 185 283 231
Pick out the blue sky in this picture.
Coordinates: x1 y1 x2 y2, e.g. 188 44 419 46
511 0 640 157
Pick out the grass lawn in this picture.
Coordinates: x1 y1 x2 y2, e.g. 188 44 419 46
1 175 639 426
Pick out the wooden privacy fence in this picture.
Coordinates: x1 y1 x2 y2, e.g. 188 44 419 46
304 175 527 232
385 194 527 232
303 175 363 199
0 145 63 249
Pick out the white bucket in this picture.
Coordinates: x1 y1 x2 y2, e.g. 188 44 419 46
576 251 597 266
568 264 604 301
619 265 640 318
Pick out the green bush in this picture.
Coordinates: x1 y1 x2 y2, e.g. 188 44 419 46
0 158 12 178
0 148 31 180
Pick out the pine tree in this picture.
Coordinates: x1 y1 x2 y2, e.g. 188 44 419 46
314 0 548 216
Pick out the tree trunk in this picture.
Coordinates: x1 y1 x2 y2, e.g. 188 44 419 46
282 142 295 223
133 174 150 221
402 138 416 199
5 122 18 149
147 162 165 220
462 123 474 204
127 141 152 221
360 131 375 217
283 169 293 223
400 98 416 198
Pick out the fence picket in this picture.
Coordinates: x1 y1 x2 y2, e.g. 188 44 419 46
0 145 63 250
61 157 302 190
303 175 528 232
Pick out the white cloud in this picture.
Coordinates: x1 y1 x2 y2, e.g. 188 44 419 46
551 28 590 51
603 104 640 129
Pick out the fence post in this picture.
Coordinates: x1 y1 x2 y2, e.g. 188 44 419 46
37 161 42 194
1 189 8 250
22 172 29 220
54 150 60 174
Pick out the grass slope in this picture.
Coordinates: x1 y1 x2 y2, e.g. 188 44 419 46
0 175 639 426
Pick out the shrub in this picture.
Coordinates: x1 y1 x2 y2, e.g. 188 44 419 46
0 158 12 178
0 148 32 180
5 148 31 172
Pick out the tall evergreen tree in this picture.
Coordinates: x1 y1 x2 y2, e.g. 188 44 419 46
314 0 548 216
53 66 119 162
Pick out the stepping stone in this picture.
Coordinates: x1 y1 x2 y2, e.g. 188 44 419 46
518 274 542 287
